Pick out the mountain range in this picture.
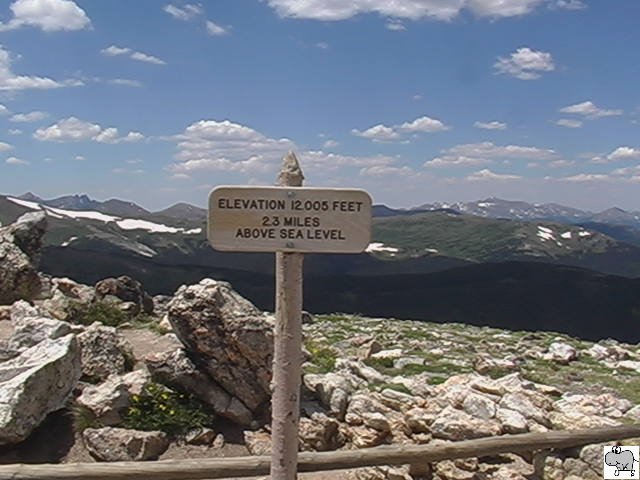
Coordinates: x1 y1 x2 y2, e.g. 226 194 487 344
1 191 638 340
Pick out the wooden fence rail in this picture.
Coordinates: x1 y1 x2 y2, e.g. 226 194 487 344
1 424 639 480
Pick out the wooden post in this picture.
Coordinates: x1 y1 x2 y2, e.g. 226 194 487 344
270 151 305 480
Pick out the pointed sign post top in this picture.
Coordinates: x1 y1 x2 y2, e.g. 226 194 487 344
277 151 304 187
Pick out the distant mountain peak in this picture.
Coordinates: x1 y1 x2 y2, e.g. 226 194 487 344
18 192 43 202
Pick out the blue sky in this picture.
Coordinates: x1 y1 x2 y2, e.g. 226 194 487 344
0 0 639 211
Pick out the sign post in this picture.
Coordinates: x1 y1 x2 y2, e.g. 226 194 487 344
208 151 372 480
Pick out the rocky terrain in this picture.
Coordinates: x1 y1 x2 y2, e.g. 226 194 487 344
1 211 640 479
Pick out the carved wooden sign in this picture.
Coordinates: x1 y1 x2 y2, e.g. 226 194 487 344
208 186 372 253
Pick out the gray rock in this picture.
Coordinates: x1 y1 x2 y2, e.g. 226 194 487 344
185 426 217 445
244 430 271 455
167 279 273 413
430 406 502 441
0 212 46 305
7 315 72 352
77 370 151 426
0 334 81 444
462 392 497 420
543 342 578 364
83 427 169 461
94 276 154 316
305 371 366 419
299 412 344 451
145 348 253 426
37 277 94 321
77 323 135 381
496 408 528 434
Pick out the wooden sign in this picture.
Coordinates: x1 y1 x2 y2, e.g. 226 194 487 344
208 186 372 253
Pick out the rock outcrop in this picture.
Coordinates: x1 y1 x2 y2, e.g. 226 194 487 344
83 427 169 461
77 323 134 381
94 276 154 316
0 334 81 444
0 212 46 304
145 348 253 426
167 279 273 413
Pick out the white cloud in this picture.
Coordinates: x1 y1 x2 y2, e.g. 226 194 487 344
562 173 611 182
170 119 295 174
494 47 555 80
0 104 9 115
430 141 557 166
206 20 228 36
607 146 640 162
34 117 145 144
101 45 166 65
169 119 398 176
353 115 448 142
265 0 560 21
559 101 623 118
0 0 91 32
316 42 329 49
551 0 586 10
8 128 22 135
10 110 48 122
467 169 522 181
386 21 406 31
425 156 490 168
352 124 400 142
108 78 143 87
163 3 202 21
555 118 583 128
74 155 85 161
474 121 507 130
549 159 575 168
323 139 339 148
0 45 82 90
0 141 13 151
6 156 29 165
360 165 414 177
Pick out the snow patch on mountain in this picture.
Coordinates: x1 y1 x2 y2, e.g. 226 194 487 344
366 242 399 255
7 197 201 235
61 236 78 247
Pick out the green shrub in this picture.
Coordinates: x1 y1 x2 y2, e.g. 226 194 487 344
68 301 128 327
304 340 337 374
71 403 101 432
122 383 212 437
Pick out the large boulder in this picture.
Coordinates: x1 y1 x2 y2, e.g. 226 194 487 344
77 323 135 381
94 276 154 316
83 427 169 461
77 370 151 426
167 279 273 412
0 334 81 444
0 212 47 304
37 277 95 321
145 348 253 426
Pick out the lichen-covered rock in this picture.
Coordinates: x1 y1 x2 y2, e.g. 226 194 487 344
244 429 271 455
76 370 151 426
77 323 134 381
94 276 154 316
0 334 81 445
167 279 273 413
37 277 94 321
7 300 73 352
430 406 502 441
145 348 253 426
299 412 344 451
82 427 168 461
543 342 578 364
0 212 46 304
